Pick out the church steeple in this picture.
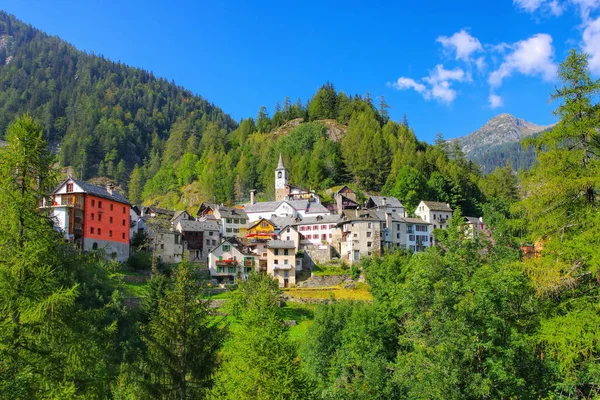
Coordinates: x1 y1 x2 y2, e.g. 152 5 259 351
277 153 286 170
275 153 288 201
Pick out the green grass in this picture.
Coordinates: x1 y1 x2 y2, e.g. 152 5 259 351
206 291 231 300
311 264 351 276
121 281 148 297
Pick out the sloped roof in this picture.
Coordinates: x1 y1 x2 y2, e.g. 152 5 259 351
340 209 384 223
244 201 281 213
267 240 296 249
286 200 330 214
248 218 275 230
421 201 453 212
178 219 219 232
276 153 286 170
171 210 192 222
465 216 482 225
217 206 248 219
55 177 130 205
146 206 175 217
367 196 403 209
270 216 299 229
372 210 403 222
401 217 432 225
295 214 343 226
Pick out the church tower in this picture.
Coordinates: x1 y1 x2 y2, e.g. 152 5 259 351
275 154 288 201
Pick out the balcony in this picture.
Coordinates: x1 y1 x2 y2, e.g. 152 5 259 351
213 270 237 276
272 264 293 270
243 260 255 267
216 259 238 266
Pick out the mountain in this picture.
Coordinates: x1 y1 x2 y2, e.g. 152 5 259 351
0 11 237 180
454 113 553 174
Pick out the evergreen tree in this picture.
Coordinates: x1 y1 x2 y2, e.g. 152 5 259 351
211 272 312 399
133 259 223 399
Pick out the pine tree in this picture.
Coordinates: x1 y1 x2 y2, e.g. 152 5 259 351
211 273 312 399
134 259 223 399
128 164 143 204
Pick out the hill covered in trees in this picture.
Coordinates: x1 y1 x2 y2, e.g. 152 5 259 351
0 12 486 216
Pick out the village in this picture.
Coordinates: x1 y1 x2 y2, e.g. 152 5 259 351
44 154 486 288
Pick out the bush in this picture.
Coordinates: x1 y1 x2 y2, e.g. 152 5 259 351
351 265 361 280
127 251 152 271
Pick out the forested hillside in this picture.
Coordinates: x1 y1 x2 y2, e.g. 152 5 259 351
0 12 237 179
0 12 484 216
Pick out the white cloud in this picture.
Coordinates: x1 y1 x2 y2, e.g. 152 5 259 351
582 16 600 73
514 0 564 15
424 64 468 84
514 0 546 12
571 0 600 20
389 77 427 93
437 29 483 61
489 94 504 108
489 34 557 87
475 56 486 71
429 81 457 103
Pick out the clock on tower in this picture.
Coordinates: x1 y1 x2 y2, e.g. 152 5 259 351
275 154 288 201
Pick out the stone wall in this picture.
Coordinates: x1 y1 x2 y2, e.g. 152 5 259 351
302 245 335 268
296 274 353 288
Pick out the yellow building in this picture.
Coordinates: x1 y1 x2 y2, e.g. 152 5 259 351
246 218 276 241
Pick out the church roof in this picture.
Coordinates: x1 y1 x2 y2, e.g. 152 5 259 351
276 153 286 170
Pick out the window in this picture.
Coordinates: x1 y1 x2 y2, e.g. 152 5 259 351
368 252 372 256
92 242 98 250
434 225 437 229
353 233 357 238
122 207 126 214
284 259 288 264
233 228 239 233
329 234 332 238
66 183 74 192
217 266 225 273
209 231 213 236
212 240 216 245
206 239 210 245
367 231 372 238
222 244 231 251
240 219 246 224
409 235 415 241
286 236 290 240
98 201 102 208
90 227 94 234
278 171 282 178
274 259 279 265
321 225 327 230
261 222 268 228
91 213 94 221
98 228 101 235
284 270 289 277
98 214 102 222
367 242 372 247
274 249 279 256
226 218 232 223
109 216 113 223
233 218 239 224
396 233 400 239
228 266 236 273
330 224 336 228
91 199 95 207
109 230 113 237
368 223 372 228
397 224 400 230
121 219 125 226
226 228 232 233
284 249 289 256
287 227 291 233
122 233 125 239
354 250 360 261
110 204 113 211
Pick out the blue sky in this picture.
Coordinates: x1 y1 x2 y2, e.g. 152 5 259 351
2 0 599 142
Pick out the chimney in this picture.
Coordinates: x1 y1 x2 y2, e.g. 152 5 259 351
106 183 114 195
382 197 387 207
250 189 257 205
385 212 390 228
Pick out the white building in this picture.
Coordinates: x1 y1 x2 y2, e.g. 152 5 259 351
415 201 453 230
244 199 330 223
403 217 432 252
295 214 343 247
365 196 405 217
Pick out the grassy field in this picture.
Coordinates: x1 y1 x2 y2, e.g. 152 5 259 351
110 270 150 298
311 264 351 276
283 282 372 301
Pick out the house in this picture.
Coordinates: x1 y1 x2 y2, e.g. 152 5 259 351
332 185 360 214
266 240 297 288
244 199 330 223
464 216 488 239
246 218 277 270
45 177 131 262
275 154 321 203
276 224 301 251
152 230 184 264
402 217 432 252
415 201 453 229
208 238 258 283
175 219 220 263
195 203 249 239
129 205 147 242
336 210 384 264
171 210 194 227
142 206 175 219
372 210 405 250
365 196 405 216
295 214 343 247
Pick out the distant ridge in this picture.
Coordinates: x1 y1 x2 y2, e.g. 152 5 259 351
453 113 554 174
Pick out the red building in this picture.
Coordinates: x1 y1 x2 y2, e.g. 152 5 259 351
46 177 131 261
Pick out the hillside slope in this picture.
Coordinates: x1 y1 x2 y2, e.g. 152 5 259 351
454 113 553 173
0 11 237 180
